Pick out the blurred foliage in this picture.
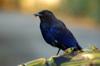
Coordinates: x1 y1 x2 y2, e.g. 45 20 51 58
61 0 100 23
61 0 89 16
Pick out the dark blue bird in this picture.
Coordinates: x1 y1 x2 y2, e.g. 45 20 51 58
34 10 82 55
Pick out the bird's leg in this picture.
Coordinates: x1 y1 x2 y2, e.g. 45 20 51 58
56 48 61 55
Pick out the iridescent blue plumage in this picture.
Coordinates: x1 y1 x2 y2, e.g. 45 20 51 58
35 10 82 55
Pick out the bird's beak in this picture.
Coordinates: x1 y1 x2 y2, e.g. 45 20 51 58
34 13 42 17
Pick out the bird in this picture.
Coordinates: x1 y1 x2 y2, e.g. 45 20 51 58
34 10 82 55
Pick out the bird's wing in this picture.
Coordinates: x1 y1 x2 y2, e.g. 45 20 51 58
50 20 79 48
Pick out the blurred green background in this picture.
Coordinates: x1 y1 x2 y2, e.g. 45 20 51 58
0 0 100 66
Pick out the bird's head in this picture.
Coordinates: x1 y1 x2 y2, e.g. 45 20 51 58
34 10 53 17
34 10 56 21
